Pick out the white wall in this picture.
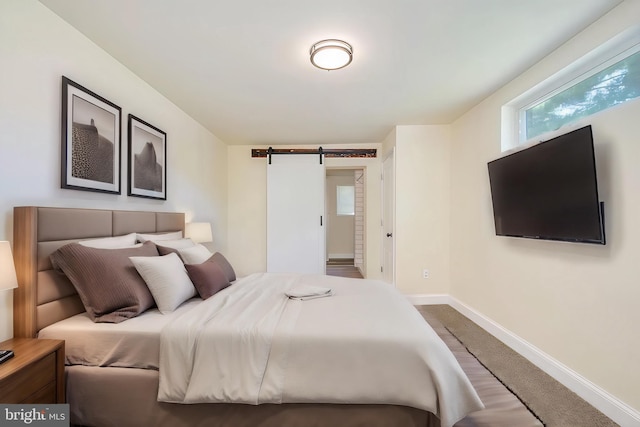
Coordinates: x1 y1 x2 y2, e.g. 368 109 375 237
450 0 640 416
395 125 451 295
0 0 228 341
227 145 381 279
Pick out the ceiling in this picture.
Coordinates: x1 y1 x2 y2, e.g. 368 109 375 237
39 0 621 146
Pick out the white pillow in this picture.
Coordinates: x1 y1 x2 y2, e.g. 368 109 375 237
129 253 197 314
79 233 138 249
154 238 195 249
178 244 213 264
136 231 183 242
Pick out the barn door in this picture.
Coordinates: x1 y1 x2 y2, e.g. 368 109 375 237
267 154 325 274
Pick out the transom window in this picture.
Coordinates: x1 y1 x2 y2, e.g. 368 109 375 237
502 27 640 151
523 50 640 141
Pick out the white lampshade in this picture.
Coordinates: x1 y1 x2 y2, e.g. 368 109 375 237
185 222 213 244
0 241 18 291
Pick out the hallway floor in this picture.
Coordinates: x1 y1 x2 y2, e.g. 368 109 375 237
326 259 363 279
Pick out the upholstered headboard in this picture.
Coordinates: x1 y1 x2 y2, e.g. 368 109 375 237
12 206 185 338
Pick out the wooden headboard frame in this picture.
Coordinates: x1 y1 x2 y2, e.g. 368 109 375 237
12 206 185 338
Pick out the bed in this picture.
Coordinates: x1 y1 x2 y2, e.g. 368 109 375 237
12 206 483 427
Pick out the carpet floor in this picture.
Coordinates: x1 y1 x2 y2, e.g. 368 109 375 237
418 305 619 427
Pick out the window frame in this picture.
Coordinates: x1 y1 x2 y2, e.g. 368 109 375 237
336 185 355 216
502 25 640 152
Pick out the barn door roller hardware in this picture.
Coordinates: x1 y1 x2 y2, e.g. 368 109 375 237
254 147 377 164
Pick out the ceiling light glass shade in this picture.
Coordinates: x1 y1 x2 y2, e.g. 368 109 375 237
310 39 353 70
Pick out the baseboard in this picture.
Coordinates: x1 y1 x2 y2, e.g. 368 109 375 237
446 297 640 427
327 253 354 259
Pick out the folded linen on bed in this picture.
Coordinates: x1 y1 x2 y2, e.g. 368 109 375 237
285 284 332 300
158 272 483 427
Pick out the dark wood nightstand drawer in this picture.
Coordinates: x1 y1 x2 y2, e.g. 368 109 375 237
0 338 64 404
25 381 56 404
0 353 55 403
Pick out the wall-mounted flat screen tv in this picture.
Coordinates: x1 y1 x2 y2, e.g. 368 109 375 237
487 125 605 244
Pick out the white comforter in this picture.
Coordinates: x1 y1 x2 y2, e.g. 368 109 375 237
158 273 483 427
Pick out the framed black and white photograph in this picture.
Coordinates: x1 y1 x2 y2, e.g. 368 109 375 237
61 76 121 194
128 114 167 200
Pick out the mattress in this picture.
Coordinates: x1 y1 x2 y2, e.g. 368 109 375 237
38 298 202 369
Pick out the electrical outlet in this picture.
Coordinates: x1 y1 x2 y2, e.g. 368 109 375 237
422 269 429 279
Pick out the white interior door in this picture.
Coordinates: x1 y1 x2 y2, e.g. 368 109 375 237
382 149 395 285
267 154 325 274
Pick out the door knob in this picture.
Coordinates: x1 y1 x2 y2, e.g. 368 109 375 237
386 233 393 237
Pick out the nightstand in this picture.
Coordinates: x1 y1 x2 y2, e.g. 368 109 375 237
0 338 65 403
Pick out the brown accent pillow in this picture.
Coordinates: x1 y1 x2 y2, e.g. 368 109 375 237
50 241 159 323
156 244 179 257
210 252 236 282
185 258 230 299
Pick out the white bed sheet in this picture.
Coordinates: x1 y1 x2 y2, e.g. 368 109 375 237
38 298 202 369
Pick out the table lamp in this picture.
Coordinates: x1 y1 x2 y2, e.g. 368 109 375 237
185 222 214 252
185 222 213 244
0 241 18 364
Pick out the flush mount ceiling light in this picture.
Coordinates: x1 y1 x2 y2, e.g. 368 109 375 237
310 39 353 71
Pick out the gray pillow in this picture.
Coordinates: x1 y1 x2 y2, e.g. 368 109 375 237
50 241 159 323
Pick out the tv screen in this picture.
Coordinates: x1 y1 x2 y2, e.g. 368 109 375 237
487 125 605 244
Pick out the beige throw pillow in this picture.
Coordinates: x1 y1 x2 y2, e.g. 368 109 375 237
130 253 197 313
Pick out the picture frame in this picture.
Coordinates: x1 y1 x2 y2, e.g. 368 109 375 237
128 114 167 200
61 76 122 194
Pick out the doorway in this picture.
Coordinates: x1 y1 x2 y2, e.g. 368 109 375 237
325 168 365 279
